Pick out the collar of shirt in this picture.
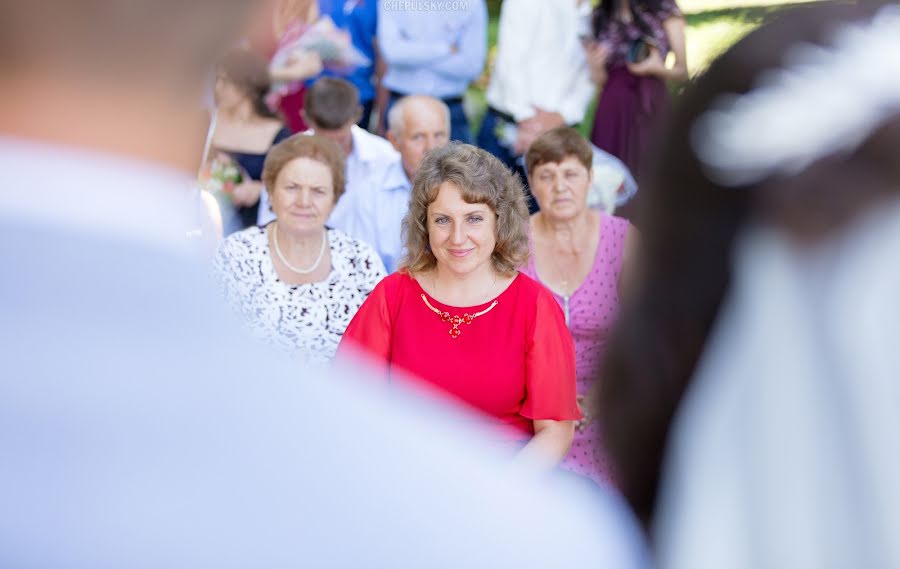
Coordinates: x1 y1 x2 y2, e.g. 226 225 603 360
350 125 397 166
306 125 397 168
0 136 202 256
381 158 412 193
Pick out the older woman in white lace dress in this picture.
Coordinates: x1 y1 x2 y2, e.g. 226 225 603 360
213 134 385 363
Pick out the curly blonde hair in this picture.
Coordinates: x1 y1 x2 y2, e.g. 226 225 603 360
400 143 530 276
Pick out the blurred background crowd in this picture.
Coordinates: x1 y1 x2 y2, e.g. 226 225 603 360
3 0 900 568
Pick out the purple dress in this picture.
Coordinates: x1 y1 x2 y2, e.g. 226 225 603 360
590 0 682 177
525 212 630 487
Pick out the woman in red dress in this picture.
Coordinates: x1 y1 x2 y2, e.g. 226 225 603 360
339 143 579 468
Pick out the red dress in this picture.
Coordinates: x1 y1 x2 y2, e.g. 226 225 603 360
338 272 580 442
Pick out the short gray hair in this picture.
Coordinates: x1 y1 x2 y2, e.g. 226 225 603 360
387 95 451 138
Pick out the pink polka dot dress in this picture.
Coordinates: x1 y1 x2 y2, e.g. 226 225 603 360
524 212 629 487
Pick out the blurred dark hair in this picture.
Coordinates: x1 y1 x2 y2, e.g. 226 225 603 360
596 0 900 528
219 49 277 119
303 77 361 130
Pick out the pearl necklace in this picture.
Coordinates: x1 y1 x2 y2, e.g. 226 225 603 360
272 223 327 275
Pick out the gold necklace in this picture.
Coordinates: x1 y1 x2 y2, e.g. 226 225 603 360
420 295 499 339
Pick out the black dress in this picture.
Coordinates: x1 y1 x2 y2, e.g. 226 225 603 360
227 126 292 230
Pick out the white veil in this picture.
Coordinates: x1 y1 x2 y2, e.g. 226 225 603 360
655 197 900 569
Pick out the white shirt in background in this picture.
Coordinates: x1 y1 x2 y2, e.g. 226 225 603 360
486 0 596 124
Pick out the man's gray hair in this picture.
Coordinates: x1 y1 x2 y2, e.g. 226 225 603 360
387 95 451 137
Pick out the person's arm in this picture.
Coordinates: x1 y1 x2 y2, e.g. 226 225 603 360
377 9 456 67
372 38 390 134
626 16 688 82
269 49 324 82
336 276 396 379
516 419 575 469
584 41 611 87
663 16 689 81
231 180 265 207
516 289 580 470
429 2 488 81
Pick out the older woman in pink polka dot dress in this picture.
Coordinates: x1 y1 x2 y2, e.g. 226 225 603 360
523 128 636 487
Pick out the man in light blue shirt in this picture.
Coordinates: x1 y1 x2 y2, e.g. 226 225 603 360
378 0 487 143
351 95 450 272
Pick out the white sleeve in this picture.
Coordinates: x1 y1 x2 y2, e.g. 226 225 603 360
485 0 540 121
558 56 597 125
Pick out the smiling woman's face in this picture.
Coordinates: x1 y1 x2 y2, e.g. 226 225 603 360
270 157 335 236
529 155 592 221
426 182 497 278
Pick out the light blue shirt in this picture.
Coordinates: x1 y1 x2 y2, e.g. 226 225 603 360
349 156 411 273
378 0 488 98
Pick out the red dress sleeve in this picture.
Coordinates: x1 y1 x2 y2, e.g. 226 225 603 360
520 287 581 421
336 274 397 376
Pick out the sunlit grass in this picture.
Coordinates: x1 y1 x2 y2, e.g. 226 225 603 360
687 17 758 75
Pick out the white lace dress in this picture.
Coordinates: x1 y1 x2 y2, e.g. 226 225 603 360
213 226 386 364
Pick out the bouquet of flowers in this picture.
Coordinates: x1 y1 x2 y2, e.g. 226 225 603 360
266 16 370 110
198 153 244 201
272 16 370 73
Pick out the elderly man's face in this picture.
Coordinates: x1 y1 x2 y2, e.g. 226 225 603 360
391 104 449 180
